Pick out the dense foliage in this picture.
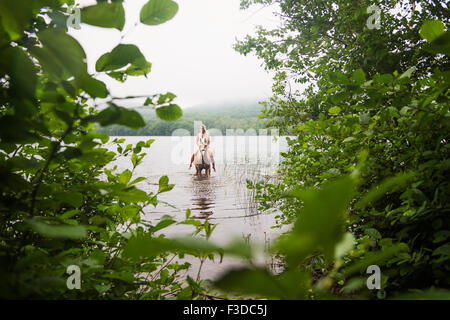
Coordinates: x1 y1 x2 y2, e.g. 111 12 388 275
231 0 450 298
0 0 231 299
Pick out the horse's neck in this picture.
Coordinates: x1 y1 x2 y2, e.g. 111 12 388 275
195 149 207 163
197 149 210 165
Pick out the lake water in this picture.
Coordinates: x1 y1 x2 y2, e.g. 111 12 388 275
106 136 289 280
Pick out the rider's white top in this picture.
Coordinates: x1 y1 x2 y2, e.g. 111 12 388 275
194 132 214 165
197 133 209 146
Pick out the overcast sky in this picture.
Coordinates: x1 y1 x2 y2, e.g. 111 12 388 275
69 0 279 108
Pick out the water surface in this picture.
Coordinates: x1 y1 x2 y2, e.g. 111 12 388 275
107 136 288 279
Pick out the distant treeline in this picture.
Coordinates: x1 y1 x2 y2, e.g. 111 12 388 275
95 103 267 136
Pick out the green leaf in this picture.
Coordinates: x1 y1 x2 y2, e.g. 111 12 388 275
374 73 394 84
96 44 150 74
398 67 416 80
283 177 355 265
28 219 87 239
7 157 41 171
120 206 141 221
140 0 179 25
328 106 341 115
146 139 155 147
90 132 110 144
356 172 414 209
90 249 106 265
214 267 287 299
59 210 79 220
424 31 450 56
351 69 366 85
179 219 202 227
81 2 125 31
96 105 146 129
114 186 151 203
335 232 355 259
343 136 357 143
103 271 135 283
151 216 176 233
433 244 450 257
341 277 367 294
223 240 252 260
94 284 111 294
0 116 38 144
159 175 169 187
122 236 170 259
156 104 183 121
420 20 445 42
131 153 139 167
0 47 37 102
107 71 127 82
32 29 87 80
330 92 349 104
122 235 221 260
342 244 409 276
158 175 174 193
54 192 84 207
61 147 83 160
77 73 108 98
0 0 44 40
144 97 153 106
118 169 132 185
365 228 382 240
157 92 177 104
130 177 147 185
126 61 152 76
433 231 450 244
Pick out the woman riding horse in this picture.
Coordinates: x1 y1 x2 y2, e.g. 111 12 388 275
188 125 216 175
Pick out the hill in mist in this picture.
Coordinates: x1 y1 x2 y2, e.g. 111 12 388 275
96 101 267 136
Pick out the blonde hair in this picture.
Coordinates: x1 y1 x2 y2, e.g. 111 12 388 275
198 125 209 141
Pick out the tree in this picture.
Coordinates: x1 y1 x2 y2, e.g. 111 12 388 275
233 0 450 297
0 0 218 299
236 0 449 131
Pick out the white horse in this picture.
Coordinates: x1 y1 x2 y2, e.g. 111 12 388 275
194 143 212 176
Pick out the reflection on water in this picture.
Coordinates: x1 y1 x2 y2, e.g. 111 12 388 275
190 175 216 218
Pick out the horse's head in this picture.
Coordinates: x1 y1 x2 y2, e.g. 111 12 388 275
199 143 208 152
195 143 211 170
